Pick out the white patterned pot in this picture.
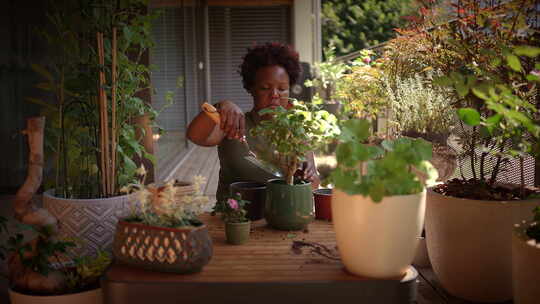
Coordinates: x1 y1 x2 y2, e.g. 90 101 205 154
332 189 426 279
43 189 133 257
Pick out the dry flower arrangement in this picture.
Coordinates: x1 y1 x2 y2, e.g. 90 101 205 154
120 166 214 227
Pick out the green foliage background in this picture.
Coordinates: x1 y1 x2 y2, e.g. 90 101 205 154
321 0 415 57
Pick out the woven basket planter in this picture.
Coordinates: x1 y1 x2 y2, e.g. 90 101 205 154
113 220 213 274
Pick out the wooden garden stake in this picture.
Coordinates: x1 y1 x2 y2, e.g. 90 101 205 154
111 27 117 195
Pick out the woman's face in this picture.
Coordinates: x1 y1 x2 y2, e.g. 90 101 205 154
251 65 291 113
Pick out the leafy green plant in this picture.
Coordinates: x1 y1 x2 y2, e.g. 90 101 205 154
28 0 166 199
250 100 340 185
121 170 214 227
65 250 112 292
214 193 251 223
304 45 350 104
336 53 388 120
331 119 438 202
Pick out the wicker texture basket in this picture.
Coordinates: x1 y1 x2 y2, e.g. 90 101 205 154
113 221 213 274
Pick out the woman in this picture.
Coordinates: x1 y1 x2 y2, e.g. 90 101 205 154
187 42 320 203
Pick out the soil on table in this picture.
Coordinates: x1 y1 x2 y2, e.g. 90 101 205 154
433 178 540 201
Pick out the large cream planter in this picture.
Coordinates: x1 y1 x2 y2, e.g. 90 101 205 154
425 189 540 302
43 189 133 257
332 189 426 279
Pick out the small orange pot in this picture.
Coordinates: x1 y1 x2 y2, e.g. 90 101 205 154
313 188 332 221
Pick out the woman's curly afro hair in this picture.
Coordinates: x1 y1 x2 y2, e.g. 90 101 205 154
239 42 301 92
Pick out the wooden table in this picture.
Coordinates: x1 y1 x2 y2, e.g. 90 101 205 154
103 214 418 304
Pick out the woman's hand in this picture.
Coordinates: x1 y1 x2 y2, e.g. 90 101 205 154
302 161 321 190
217 100 245 140
302 151 320 190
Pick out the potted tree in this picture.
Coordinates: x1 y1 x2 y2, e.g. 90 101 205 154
250 100 339 230
215 193 251 245
400 1 540 301
0 217 112 304
512 206 540 304
114 173 215 274
27 0 162 257
331 119 438 279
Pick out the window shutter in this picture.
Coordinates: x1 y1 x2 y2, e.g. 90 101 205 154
208 6 291 112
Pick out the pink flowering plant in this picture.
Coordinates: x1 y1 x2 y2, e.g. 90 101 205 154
215 193 251 223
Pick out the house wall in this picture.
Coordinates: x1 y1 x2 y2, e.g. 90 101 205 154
293 0 321 65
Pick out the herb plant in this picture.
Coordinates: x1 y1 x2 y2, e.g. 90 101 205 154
250 100 340 185
387 73 456 143
331 119 438 202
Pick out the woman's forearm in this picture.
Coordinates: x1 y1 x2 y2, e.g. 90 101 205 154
186 111 225 146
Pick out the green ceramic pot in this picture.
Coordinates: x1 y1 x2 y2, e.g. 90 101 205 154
265 179 314 231
225 221 251 245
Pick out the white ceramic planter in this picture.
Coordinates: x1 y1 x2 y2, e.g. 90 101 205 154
425 189 540 302
512 222 540 304
9 288 102 304
43 190 133 257
332 189 426 279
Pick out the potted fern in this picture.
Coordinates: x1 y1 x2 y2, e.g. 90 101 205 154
114 172 214 274
331 119 438 279
250 100 339 230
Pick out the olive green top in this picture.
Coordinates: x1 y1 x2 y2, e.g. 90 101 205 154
216 111 279 202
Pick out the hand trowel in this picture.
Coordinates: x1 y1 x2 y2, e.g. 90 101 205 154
201 102 283 177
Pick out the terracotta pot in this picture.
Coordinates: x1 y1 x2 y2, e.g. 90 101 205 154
113 220 213 274
9 288 102 304
332 189 426 279
425 189 540 302
225 221 251 245
512 222 540 304
265 179 314 231
43 190 133 257
230 182 266 221
313 188 332 221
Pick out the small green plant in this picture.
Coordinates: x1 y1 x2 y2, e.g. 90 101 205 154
331 119 438 202
250 100 340 185
65 250 112 292
121 169 214 227
305 45 350 104
214 193 251 223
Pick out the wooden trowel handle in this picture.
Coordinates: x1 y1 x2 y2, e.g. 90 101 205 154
202 102 221 125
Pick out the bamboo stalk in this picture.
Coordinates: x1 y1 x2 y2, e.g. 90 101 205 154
97 32 106 196
101 32 111 196
111 27 117 195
